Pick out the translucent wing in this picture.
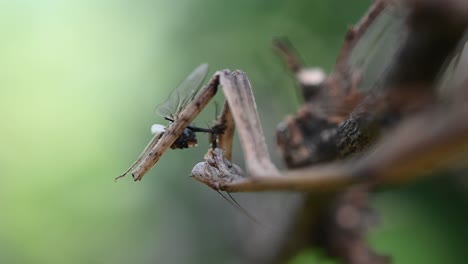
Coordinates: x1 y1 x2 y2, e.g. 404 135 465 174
348 4 467 97
347 6 408 92
438 34 468 100
316 6 408 118
156 63 209 119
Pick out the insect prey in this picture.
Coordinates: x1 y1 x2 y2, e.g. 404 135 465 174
116 63 223 181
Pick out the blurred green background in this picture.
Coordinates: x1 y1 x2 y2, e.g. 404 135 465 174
1 0 467 263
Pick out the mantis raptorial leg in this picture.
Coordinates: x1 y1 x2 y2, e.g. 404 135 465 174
115 132 163 181
192 71 468 193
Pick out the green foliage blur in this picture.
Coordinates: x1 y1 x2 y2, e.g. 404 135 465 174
1 1 467 263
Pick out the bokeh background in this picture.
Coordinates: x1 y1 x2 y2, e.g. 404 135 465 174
1 0 467 263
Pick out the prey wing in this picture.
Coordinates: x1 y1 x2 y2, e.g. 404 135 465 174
156 63 209 119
